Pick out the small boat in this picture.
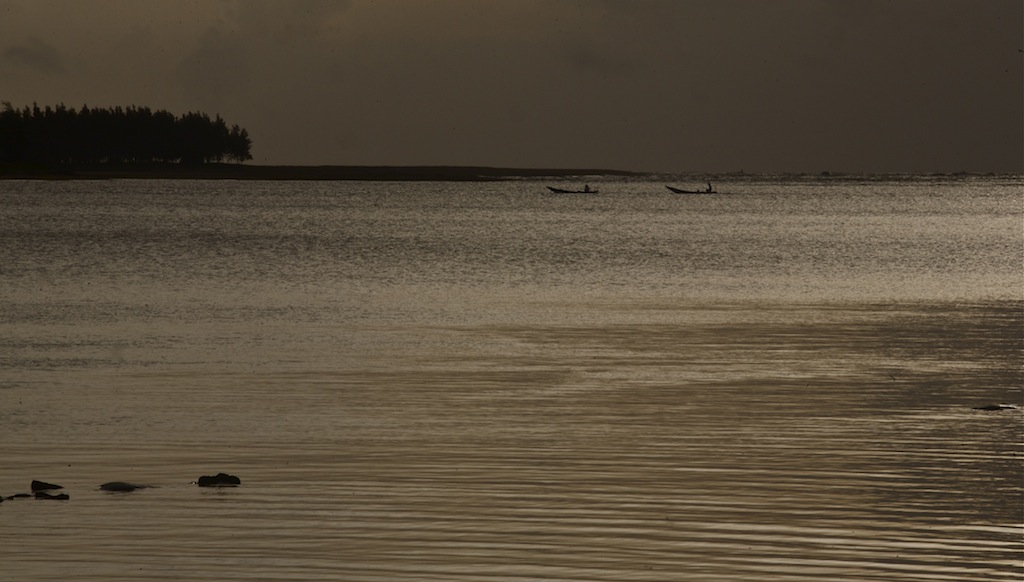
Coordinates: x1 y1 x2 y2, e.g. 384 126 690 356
547 186 598 194
667 184 715 194
972 403 1019 411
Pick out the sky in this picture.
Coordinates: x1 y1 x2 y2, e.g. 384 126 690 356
1 0 1021 173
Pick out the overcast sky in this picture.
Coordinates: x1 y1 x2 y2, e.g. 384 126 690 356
1 0 1021 173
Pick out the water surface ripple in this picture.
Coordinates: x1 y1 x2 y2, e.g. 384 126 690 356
0 177 1020 580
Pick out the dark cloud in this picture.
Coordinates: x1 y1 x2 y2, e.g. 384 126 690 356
227 0 352 39
561 44 629 75
4 36 65 74
176 28 252 115
0 0 1020 172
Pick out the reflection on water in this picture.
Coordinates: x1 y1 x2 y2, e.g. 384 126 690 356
0 178 1021 580
2 302 1019 581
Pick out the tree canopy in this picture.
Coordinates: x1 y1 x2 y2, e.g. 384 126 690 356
0 102 252 165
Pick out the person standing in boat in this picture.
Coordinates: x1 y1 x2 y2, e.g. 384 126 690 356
584 184 591 193
706 182 713 192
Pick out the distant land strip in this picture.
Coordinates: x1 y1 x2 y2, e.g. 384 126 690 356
0 162 640 181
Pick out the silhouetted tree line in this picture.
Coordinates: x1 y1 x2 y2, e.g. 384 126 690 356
0 102 252 165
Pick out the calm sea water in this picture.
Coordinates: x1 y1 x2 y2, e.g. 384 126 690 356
1 175 1021 581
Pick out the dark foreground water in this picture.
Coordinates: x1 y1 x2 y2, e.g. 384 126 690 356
1 176 1021 580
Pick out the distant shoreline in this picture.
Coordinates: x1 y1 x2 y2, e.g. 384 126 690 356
0 163 641 181
2 163 1016 181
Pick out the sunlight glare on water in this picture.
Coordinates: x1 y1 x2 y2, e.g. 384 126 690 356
0 175 1021 581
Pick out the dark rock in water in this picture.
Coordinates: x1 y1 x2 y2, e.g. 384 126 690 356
100 481 151 492
196 473 241 487
6 493 32 500
31 480 63 492
34 491 69 500
973 404 1019 411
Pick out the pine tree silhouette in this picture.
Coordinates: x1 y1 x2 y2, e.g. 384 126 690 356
0 102 252 165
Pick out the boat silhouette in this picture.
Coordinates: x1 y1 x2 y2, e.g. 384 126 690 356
546 185 598 194
666 183 715 194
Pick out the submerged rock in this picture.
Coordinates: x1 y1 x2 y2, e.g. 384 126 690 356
973 404 1019 411
34 491 69 500
196 473 241 487
30 480 63 492
6 493 32 500
100 481 151 492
